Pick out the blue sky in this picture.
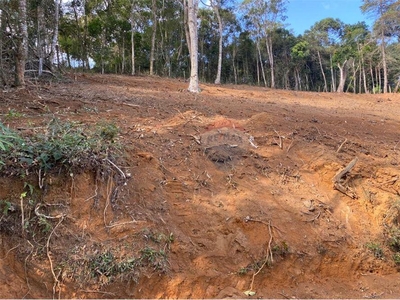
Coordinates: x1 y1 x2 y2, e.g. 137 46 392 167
286 0 372 36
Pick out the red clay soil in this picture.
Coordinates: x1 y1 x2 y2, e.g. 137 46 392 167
0 73 400 298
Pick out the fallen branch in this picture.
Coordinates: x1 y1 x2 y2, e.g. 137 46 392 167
333 157 359 199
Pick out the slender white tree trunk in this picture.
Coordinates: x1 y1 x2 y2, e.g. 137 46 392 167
330 54 336 92
130 1 136 76
381 31 388 93
317 50 327 92
187 0 199 93
50 0 62 67
212 1 223 85
265 35 274 88
149 0 157 75
257 41 266 87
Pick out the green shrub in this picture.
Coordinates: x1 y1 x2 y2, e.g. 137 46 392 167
0 118 121 176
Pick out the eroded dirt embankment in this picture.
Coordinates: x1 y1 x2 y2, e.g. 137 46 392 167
0 74 400 298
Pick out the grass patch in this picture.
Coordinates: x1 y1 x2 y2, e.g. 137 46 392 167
365 242 384 259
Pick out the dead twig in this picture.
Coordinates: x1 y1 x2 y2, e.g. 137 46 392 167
333 157 359 199
273 129 283 149
278 291 291 299
121 102 140 108
189 134 201 145
305 211 321 223
286 138 295 153
105 158 126 181
337 138 348 153
245 218 284 235
174 108 187 120
376 176 399 187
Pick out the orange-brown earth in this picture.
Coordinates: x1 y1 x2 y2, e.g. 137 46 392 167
0 74 400 298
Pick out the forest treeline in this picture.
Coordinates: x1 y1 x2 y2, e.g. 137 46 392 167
1 0 399 93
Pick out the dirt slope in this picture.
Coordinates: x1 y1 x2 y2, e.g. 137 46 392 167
0 74 400 298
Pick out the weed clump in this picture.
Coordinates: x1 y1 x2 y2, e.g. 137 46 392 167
0 118 121 176
365 242 384 259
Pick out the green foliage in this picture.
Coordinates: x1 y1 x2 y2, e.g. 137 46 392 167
64 228 174 286
291 41 310 60
393 252 400 265
237 266 250 275
387 227 400 252
272 241 289 256
365 242 384 259
0 200 13 216
142 228 174 244
373 85 382 94
0 122 24 154
97 122 119 142
89 251 116 277
38 216 52 233
5 109 24 120
0 118 120 176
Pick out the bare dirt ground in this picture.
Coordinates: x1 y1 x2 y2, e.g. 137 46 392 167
0 73 400 298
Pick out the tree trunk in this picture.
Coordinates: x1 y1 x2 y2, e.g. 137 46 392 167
265 35 274 88
330 54 336 92
187 0 199 93
131 29 135 75
0 9 6 85
362 60 368 93
317 50 327 92
257 41 267 87
381 31 388 93
15 0 28 87
50 0 62 68
149 0 157 75
37 5 45 76
336 60 348 93
212 2 223 85
183 0 190 57
232 42 237 85
378 66 381 92
130 2 135 76
121 35 125 74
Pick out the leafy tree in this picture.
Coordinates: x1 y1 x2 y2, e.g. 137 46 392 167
361 0 399 93
291 40 310 90
240 0 288 88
